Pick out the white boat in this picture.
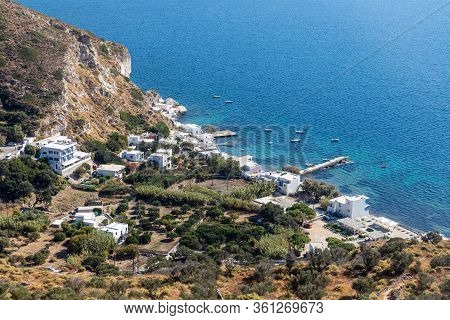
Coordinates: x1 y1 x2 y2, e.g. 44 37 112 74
213 95 221 98
267 141 273 145
295 130 304 134
331 138 339 142
290 139 301 142
305 163 314 167
264 128 273 132
225 100 233 104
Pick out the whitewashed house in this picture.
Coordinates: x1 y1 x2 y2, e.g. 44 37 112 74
327 195 370 219
38 136 91 176
97 164 126 178
259 171 301 195
196 133 216 150
149 148 173 170
74 211 97 227
234 155 262 178
101 222 129 242
127 132 157 147
120 150 145 162
181 123 202 136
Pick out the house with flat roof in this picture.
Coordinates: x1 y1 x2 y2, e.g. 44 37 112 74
327 195 370 219
38 136 91 176
101 222 129 242
74 211 97 227
149 148 173 170
97 164 126 178
120 150 145 162
181 123 202 136
234 155 262 178
259 171 301 195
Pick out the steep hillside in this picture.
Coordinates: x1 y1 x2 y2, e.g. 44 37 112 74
0 0 168 143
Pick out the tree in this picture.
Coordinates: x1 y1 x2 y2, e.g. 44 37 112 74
422 231 442 244
390 251 413 275
289 233 310 254
151 122 170 138
416 272 434 293
352 277 376 299
68 230 116 257
307 249 332 272
291 268 328 299
23 144 38 157
302 179 339 202
359 245 380 272
106 132 128 152
286 203 316 226
140 278 166 299
379 238 407 257
252 259 273 282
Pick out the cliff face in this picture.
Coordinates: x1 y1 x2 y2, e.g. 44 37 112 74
0 0 167 143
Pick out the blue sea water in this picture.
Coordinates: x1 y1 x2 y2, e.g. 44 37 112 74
19 0 450 235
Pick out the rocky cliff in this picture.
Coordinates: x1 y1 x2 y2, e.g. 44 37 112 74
0 0 168 143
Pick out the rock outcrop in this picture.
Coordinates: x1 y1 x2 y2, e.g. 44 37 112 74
0 0 168 143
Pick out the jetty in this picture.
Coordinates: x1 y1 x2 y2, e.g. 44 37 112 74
299 156 349 175
212 130 237 138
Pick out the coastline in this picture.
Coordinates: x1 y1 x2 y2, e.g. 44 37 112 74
149 95 440 240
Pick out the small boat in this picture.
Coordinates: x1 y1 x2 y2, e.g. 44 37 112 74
305 163 314 167
264 128 273 132
224 100 233 104
380 162 387 169
331 138 340 142
267 141 273 145
322 158 330 162
290 139 301 142
295 130 304 134
212 95 221 98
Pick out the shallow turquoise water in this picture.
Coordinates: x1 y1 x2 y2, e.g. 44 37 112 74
19 0 450 235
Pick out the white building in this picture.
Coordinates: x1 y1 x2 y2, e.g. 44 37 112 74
259 171 301 195
120 150 145 162
196 133 216 150
234 155 262 178
74 211 97 227
149 148 173 170
127 133 157 146
101 222 129 242
327 195 370 219
181 123 202 136
38 136 91 176
97 164 126 178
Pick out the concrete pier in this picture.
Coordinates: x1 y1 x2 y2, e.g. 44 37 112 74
212 130 237 138
299 156 349 175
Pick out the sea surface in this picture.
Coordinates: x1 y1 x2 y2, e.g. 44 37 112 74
19 0 450 235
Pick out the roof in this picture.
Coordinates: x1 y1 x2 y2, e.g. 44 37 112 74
337 217 365 230
74 212 95 221
98 164 126 172
367 230 385 240
331 195 369 204
104 222 128 231
42 140 76 150
125 150 143 155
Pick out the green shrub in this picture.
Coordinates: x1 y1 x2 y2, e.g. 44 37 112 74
99 43 109 56
53 232 66 242
430 254 450 269
18 45 39 63
130 87 144 101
